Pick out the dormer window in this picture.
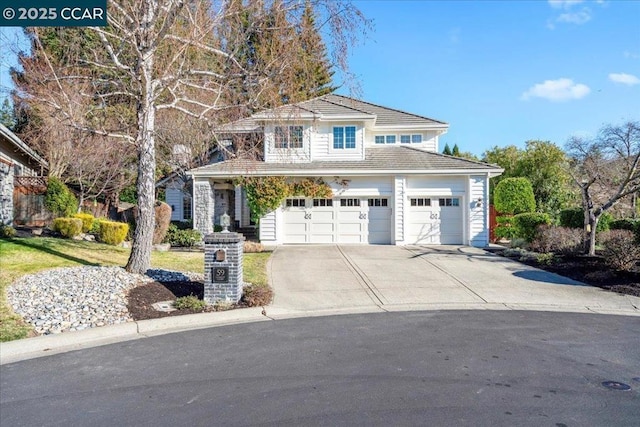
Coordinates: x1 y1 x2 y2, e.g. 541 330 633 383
275 126 303 149
333 126 356 149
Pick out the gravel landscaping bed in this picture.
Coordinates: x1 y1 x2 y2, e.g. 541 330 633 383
7 266 204 335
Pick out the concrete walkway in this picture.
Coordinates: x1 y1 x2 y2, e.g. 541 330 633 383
2 245 639 364
269 245 640 316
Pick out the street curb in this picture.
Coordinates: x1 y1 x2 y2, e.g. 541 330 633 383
2 303 639 365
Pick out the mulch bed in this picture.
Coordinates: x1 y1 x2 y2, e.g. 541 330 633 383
492 250 640 298
127 281 210 320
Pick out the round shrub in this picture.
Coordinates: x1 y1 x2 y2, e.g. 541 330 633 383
598 229 640 271
512 212 552 242
528 225 583 255
242 284 273 307
98 220 129 245
73 213 95 233
53 217 83 238
45 177 78 217
494 177 535 215
0 224 17 238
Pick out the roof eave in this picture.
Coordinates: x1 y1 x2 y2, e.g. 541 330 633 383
188 167 503 178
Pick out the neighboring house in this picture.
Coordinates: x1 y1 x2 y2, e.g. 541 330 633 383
185 94 503 246
0 124 48 226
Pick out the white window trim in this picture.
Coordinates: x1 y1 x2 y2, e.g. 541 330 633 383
331 125 358 150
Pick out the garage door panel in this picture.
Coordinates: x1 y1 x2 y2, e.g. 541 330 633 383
408 197 462 245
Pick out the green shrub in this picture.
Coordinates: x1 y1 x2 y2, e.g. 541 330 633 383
72 213 95 233
44 177 78 217
559 207 612 232
163 224 202 247
242 284 273 307
0 224 17 238
98 220 129 245
512 212 552 242
89 218 102 234
153 202 172 245
174 295 207 311
598 229 640 271
495 215 517 240
494 177 535 215
53 217 83 238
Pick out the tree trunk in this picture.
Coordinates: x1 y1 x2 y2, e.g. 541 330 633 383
587 214 599 256
125 56 156 274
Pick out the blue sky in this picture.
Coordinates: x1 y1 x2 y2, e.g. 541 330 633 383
2 0 639 157
337 0 640 156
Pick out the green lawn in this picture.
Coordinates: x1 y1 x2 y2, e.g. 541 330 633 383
0 237 271 342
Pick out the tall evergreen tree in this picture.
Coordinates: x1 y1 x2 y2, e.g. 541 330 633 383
442 143 452 155
452 144 460 156
0 98 15 129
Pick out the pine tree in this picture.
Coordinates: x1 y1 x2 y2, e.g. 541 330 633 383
442 143 452 155
452 144 460 157
0 98 15 129
290 0 336 101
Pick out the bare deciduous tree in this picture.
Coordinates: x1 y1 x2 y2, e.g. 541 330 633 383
13 0 369 273
566 121 640 255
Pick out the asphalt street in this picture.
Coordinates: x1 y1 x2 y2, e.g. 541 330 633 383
1 310 639 426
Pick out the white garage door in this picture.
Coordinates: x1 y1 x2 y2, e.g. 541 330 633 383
282 197 391 244
407 197 463 244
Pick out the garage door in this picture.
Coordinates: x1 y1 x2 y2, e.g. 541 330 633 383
407 197 463 244
282 197 391 244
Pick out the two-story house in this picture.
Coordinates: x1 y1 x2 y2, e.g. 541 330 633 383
186 94 503 246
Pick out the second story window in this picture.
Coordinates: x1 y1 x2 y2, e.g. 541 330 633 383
333 126 357 149
275 126 303 149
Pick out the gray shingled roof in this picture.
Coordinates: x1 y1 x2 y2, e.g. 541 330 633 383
215 94 447 133
188 146 501 177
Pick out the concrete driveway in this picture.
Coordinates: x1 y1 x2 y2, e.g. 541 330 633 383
269 245 640 316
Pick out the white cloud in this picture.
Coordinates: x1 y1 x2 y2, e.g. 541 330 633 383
623 50 640 59
556 9 592 24
548 0 585 9
609 73 640 86
521 78 591 102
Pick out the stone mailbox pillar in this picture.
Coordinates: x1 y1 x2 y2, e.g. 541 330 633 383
204 232 245 304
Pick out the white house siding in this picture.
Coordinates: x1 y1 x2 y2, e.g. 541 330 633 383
394 176 406 243
468 175 489 247
263 123 312 163
311 122 365 162
406 176 466 195
259 210 277 244
327 176 393 197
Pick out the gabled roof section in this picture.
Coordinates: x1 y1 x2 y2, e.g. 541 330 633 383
216 94 448 132
188 146 502 177
0 123 48 169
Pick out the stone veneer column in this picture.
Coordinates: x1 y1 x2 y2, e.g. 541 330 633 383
0 161 14 226
203 232 245 303
193 179 215 235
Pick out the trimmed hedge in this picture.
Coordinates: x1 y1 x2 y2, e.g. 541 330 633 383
164 224 202 247
494 177 536 215
98 220 129 245
53 217 83 238
559 208 612 232
512 212 552 242
73 213 95 233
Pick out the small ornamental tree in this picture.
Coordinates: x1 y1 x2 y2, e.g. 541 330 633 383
494 177 536 240
494 177 536 215
45 177 78 218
